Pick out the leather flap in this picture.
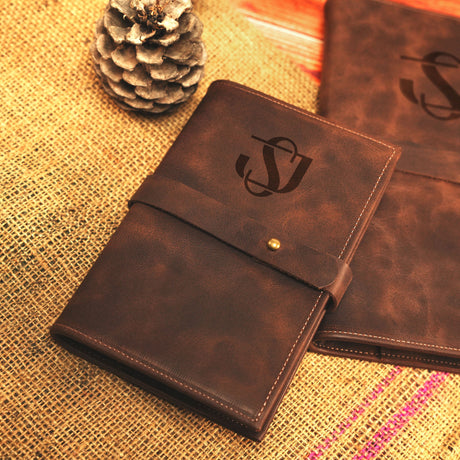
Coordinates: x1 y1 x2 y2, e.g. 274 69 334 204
129 173 353 309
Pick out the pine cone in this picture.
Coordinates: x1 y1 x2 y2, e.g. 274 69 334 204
90 0 206 113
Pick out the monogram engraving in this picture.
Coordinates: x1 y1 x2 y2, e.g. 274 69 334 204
235 135 312 197
399 51 460 121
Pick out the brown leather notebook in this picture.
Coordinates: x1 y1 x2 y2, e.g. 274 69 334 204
51 80 399 440
312 0 460 373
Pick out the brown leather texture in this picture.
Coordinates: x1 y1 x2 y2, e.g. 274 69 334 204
319 0 460 183
51 80 399 440
313 0 460 373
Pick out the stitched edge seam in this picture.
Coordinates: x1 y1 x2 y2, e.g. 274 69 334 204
217 81 397 151
380 351 460 367
338 149 396 257
320 330 460 352
315 343 373 356
56 293 323 424
254 293 323 419
395 168 460 186
55 324 250 423
317 342 459 367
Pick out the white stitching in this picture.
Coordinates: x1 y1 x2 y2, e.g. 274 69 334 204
56 324 252 422
254 293 323 419
380 351 460 367
314 343 373 356
320 330 460 353
338 149 396 257
216 81 397 150
57 294 324 423
315 342 459 366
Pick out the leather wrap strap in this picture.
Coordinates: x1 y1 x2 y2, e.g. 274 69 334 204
129 174 352 309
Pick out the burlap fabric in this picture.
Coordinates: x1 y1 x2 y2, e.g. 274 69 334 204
1 0 459 458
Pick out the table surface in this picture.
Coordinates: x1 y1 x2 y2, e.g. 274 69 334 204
229 0 460 82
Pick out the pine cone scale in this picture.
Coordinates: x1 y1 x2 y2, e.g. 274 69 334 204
111 46 138 71
177 66 203 87
100 59 124 82
123 66 152 86
135 44 164 65
107 78 137 99
135 82 167 99
96 34 116 60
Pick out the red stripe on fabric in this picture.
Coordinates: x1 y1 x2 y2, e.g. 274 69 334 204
304 367 402 459
352 372 450 459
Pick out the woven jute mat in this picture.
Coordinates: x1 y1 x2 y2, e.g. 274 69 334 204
1 0 459 458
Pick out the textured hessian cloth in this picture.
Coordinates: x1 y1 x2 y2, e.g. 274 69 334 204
1 0 459 458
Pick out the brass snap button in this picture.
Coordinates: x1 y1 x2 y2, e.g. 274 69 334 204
267 238 281 251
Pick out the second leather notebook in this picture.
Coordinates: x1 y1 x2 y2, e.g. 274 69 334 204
313 0 460 374
51 80 399 440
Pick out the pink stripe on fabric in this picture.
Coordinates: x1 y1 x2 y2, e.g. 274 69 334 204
353 372 450 460
305 367 402 460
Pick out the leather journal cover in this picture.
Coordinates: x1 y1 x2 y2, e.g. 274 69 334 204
51 80 399 440
312 0 460 373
